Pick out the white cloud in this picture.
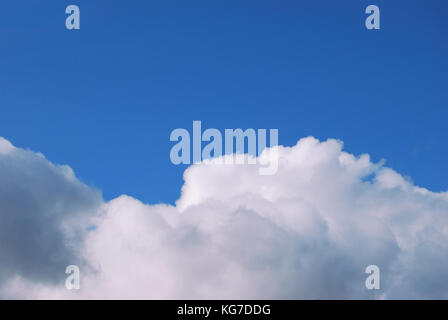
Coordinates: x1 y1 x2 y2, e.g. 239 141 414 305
0 137 14 154
1 136 447 299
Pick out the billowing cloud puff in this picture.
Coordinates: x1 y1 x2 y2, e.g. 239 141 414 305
0 138 102 291
0 137 447 299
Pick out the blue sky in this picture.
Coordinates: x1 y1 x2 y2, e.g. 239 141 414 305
0 0 446 204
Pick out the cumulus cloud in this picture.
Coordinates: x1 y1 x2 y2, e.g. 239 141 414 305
0 136 447 299
0 138 102 292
